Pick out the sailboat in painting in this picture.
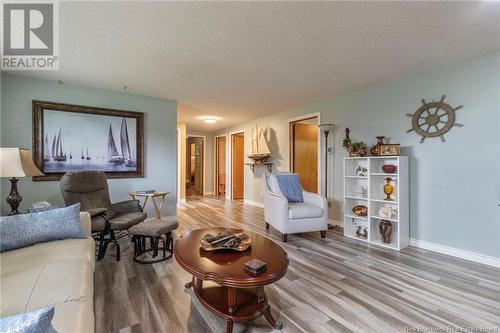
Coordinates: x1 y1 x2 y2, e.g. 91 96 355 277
43 134 50 162
247 124 271 164
53 127 67 162
120 118 136 167
107 118 135 167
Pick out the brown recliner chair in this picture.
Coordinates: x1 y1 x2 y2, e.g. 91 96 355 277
60 170 146 261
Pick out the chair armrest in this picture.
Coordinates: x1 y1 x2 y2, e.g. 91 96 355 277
112 199 142 214
79 212 92 236
86 208 108 217
263 189 289 232
303 191 327 210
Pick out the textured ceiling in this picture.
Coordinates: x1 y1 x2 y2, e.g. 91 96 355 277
11 1 500 131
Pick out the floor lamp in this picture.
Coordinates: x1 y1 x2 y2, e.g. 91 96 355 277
318 124 335 228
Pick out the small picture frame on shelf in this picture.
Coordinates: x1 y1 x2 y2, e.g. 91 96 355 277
378 144 400 156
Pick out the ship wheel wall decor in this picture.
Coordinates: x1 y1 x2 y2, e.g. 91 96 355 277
407 95 463 143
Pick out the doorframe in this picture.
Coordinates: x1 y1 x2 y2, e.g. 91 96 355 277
214 134 229 199
288 112 322 194
228 129 246 200
186 134 206 196
177 128 183 203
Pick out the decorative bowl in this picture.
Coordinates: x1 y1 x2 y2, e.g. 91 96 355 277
381 164 397 174
200 231 251 252
352 205 368 217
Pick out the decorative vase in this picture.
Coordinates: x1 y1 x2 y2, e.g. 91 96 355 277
379 220 392 244
381 164 397 174
370 136 385 156
383 177 394 201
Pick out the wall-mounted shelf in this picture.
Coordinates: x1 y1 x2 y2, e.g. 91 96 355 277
246 163 273 173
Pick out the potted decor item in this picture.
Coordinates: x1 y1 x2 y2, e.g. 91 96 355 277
349 141 367 157
383 177 394 201
379 220 392 244
370 136 385 155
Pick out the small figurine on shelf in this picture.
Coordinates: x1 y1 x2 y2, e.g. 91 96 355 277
383 177 394 201
355 166 368 177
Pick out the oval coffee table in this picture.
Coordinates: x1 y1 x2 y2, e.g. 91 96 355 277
174 227 289 333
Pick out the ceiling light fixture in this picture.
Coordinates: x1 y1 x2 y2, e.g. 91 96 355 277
203 118 217 124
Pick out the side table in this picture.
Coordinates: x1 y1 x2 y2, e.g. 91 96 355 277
128 191 169 219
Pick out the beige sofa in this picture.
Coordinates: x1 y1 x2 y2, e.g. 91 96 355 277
0 212 95 332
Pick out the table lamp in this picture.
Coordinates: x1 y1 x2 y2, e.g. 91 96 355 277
0 148 44 215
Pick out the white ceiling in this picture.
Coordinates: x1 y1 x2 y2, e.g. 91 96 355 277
11 1 500 132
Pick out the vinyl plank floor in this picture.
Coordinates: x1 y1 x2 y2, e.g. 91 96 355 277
95 196 500 333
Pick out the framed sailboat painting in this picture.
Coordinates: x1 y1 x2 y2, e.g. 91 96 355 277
32 100 144 181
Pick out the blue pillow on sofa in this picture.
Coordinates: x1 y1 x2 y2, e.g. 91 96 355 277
0 306 56 333
0 203 85 253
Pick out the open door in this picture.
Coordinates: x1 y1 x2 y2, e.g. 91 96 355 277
291 118 318 193
216 136 226 197
186 137 204 196
231 133 244 200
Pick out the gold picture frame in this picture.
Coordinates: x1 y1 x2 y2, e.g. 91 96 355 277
378 144 400 156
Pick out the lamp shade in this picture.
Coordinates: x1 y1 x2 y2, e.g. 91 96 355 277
0 148 44 178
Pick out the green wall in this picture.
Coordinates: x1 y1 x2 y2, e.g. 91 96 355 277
1 74 178 217
215 53 500 258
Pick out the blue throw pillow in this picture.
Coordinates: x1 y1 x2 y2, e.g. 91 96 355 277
0 204 85 253
0 307 57 333
274 173 304 203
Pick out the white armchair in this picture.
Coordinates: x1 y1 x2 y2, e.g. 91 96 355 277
262 173 328 242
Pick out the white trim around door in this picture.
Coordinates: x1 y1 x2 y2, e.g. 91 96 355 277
187 134 206 196
214 133 229 199
228 129 246 200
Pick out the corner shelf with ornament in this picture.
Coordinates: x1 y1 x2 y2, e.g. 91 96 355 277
342 132 409 251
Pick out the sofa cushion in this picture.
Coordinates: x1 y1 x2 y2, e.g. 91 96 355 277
288 203 323 219
109 212 147 230
0 204 85 253
0 237 95 276
0 306 56 333
1 259 93 317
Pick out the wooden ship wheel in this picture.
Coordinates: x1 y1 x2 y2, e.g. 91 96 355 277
407 95 463 143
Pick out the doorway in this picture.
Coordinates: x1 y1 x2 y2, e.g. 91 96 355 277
215 135 227 197
231 132 245 200
186 136 204 197
290 116 319 193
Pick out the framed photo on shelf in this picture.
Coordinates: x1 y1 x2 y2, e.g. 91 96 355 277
378 144 400 156
32 100 144 181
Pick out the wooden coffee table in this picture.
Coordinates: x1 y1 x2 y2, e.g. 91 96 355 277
174 227 289 333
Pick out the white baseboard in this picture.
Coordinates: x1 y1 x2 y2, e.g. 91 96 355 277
410 238 500 268
244 199 264 208
177 198 186 204
328 219 343 228
204 191 215 196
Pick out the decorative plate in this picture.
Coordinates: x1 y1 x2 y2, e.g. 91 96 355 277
352 205 368 217
200 231 251 252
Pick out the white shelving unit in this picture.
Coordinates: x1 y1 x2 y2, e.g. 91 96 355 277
343 156 409 250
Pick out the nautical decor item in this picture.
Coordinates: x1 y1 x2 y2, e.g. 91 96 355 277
407 95 463 143
378 206 395 219
32 100 144 180
355 226 368 240
381 164 397 174
352 205 368 217
247 124 271 164
379 220 393 244
200 231 251 252
383 177 394 201
370 136 385 156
